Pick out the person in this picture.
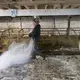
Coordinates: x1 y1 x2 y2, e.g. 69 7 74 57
29 18 41 59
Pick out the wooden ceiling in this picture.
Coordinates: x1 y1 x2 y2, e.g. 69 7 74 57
0 0 80 9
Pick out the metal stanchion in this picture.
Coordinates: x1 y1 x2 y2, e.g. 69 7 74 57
78 32 80 51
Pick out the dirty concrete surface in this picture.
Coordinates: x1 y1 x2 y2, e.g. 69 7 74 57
0 55 80 80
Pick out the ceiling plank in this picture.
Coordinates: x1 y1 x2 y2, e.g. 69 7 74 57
45 5 48 9
54 4 61 9
35 5 38 9
24 5 29 9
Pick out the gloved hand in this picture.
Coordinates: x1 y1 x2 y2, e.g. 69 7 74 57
29 33 32 37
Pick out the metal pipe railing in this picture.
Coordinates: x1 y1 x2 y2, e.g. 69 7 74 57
0 28 80 38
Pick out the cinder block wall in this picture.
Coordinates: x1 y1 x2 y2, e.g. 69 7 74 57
70 16 80 28
55 16 68 28
0 16 79 28
0 16 80 29
0 16 80 35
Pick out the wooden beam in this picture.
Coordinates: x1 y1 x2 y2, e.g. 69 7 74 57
28 5 35 9
71 5 80 8
67 5 72 8
24 5 29 9
35 5 38 9
0 9 80 16
0 4 9 9
14 5 21 9
8 3 19 9
1 1 80 6
54 4 61 9
21 6 27 9
45 5 47 9
38 4 45 9
63 5 70 9
47 5 54 9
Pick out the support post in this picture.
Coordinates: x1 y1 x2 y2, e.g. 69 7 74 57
53 17 55 35
66 16 71 38
79 32 80 51
20 17 22 29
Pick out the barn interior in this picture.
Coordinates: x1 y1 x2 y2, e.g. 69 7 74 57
0 0 80 80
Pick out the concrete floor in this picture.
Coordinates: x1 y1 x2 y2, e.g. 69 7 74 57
0 55 80 80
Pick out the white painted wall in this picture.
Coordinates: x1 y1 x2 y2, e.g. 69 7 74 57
55 17 68 28
21 17 33 28
40 17 54 28
0 16 80 29
0 16 80 35
8 17 21 28
70 16 80 28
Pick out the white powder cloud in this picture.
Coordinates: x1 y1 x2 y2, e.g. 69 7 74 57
0 39 34 70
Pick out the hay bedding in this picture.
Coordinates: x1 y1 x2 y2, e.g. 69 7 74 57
0 55 80 80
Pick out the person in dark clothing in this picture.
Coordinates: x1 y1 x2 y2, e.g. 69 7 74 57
29 18 41 59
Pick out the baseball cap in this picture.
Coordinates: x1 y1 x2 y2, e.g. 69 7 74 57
33 18 39 23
